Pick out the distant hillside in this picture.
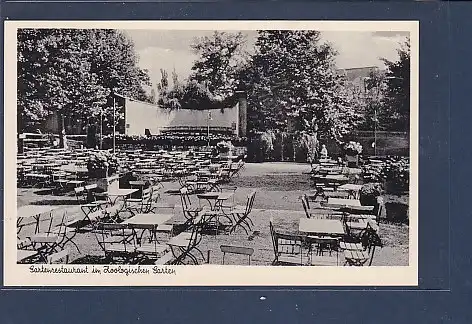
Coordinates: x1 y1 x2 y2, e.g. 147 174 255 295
337 66 385 84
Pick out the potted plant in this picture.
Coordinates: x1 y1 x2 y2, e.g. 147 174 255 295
87 151 119 191
216 140 234 159
343 141 363 167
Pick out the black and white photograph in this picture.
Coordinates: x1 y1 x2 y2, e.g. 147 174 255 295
5 21 418 286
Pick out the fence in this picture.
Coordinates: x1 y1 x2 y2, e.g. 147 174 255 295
247 130 409 163
322 131 409 157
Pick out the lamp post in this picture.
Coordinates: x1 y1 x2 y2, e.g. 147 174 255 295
100 108 103 150
207 110 212 148
364 77 380 156
112 90 116 154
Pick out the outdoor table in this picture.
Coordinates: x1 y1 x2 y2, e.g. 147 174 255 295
107 189 139 212
122 213 173 226
337 183 363 199
197 192 234 211
17 205 59 236
298 218 345 237
24 173 50 187
314 174 347 181
327 198 361 207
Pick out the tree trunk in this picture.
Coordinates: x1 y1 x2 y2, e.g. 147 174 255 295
311 129 319 162
58 112 66 148
281 132 284 162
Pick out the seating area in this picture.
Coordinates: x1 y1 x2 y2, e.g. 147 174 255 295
16 147 406 266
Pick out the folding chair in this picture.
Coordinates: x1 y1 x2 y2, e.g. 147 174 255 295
47 249 70 264
164 216 205 265
125 187 153 215
75 186 108 217
342 223 382 266
306 236 340 266
228 191 256 235
179 187 204 228
130 223 169 263
269 218 304 266
94 222 136 264
30 211 80 257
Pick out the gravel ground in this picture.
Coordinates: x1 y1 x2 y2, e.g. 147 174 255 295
17 162 409 266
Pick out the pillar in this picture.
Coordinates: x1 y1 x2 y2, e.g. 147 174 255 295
236 91 247 138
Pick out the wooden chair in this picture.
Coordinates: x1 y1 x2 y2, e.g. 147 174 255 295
75 186 108 216
125 187 153 215
309 208 344 220
179 187 204 228
30 211 81 257
47 249 70 264
306 236 340 266
94 222 136 264
158 217 205 265
129 223 168 263
269 218 304 266
342 223 382 266
228 191 256 235
220 245 254 265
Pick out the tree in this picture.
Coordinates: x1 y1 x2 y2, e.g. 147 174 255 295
380 38 410 132
189 31 247 101
354 69 387 131
18 29 109 145
242 30 361 158
157 68 183 110
17 29 152 143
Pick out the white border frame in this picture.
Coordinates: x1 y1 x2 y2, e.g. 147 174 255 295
4 20 419 286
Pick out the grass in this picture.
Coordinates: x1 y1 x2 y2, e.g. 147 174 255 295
16 162 409 266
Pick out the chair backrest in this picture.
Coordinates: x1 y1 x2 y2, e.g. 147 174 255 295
96 222 132 252
245 191 257 215
309 208 343 220
185 216 204 250
301 195 311 218
179 187 192 210
220 245 254 256
269 218 278 257
360 225 383 251
142 187 152 201
308 236 340 249
47 249 70 264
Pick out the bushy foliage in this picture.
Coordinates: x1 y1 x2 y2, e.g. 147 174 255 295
343 141 363 155
87 151 119 178
359 182 384 207
17 29 152 134
380 156 410 192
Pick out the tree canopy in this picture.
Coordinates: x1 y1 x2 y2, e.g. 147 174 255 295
17 28 152 134
380 38 410 132
242 30 361 145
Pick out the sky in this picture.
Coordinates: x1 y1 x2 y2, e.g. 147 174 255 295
123 29 409 88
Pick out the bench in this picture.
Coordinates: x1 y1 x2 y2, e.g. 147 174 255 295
220 245 254 265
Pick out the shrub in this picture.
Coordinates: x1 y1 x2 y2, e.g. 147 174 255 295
379 156 409 193
359 182 384 207
385 202 409 224
343 141 363 155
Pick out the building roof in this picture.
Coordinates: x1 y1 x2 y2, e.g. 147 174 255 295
337 66 381 82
